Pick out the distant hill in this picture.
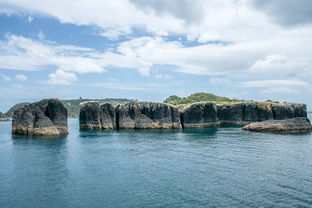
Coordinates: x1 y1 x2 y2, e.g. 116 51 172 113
4 98 134 118
5 102 30 118
164 92 241 105
61 98 134 118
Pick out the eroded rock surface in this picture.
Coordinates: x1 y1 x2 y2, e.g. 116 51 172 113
116 101 181 129
79 101 116 130
181 102 218 128
12 99 68 136
272 103 307 120
242 117 312 134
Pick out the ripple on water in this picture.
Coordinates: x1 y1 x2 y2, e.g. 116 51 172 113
1 119 312 208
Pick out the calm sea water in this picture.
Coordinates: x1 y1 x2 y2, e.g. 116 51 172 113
1 114 312 208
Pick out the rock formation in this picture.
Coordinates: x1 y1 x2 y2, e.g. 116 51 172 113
12 99 68 136
79 101 116 130
271 103 307 120
242 117 312 134
78 100 308 133
182 101 306 128
181 102 219 128
116 101 181 129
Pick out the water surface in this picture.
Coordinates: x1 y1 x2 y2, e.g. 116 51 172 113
1 114 312 208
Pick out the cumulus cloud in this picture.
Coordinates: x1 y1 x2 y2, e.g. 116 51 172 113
0 0 295 42
239 79 311 94
209 78 232 86
47 69 77 85
252 0 312 26
15 74 27 81
129 0 204 23
0 0 312 93
0 34 105 73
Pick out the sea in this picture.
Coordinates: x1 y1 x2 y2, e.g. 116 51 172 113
1 113 312 208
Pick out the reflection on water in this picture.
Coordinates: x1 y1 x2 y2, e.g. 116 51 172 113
1 117 312 207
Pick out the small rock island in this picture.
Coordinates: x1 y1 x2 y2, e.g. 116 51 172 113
12 98 68 136
242 118 312 134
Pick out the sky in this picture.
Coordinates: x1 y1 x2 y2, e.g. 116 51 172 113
0 0 312 112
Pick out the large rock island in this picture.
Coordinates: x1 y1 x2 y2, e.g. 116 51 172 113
12 99 68 136
79 100 309 133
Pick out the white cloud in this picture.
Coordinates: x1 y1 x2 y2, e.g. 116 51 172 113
15 74 27 81
1 73 11 81
27 15 33 23
0 0 296 42
155 74 171 79
240 79 311 94
0 34 105 74
240 80 310 88
38 31 45 40
89 82 167 91
209 78 232 85
47 69 77 85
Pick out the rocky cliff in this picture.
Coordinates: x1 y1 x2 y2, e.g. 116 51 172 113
116 101 181 129
181 102 218 128
182 102 307 128
79 101 116 130
12 99 68 136
79 101 308 131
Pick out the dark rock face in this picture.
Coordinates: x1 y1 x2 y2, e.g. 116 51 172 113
242 102 273 121
272 103 307 120
242 117 312 134
12 99 68 136
79 102 116 130
100 103 116 129
217 103 244 125
181 102 218 128
116 101 181 129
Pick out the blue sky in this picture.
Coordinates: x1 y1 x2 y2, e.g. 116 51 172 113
0 0 312 112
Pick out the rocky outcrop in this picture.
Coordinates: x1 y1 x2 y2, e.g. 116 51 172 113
217 103 245 125
181 101 305 128
243 102 273 121
116 101 181 129
242 117 312 134
271 103 307 120
181 102 219 128
78 100 308 131
12 99 68 136
79 101 116 130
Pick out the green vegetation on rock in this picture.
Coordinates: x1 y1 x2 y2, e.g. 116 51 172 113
164 93 240 105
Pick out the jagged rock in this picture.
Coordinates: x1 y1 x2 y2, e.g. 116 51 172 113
116 101 181 129
272 103 307 120
181 102 219 128
12 99 68 136
79 102 116 130
242 117 312 134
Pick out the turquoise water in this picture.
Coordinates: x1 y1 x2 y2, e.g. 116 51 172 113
1 114 312 208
